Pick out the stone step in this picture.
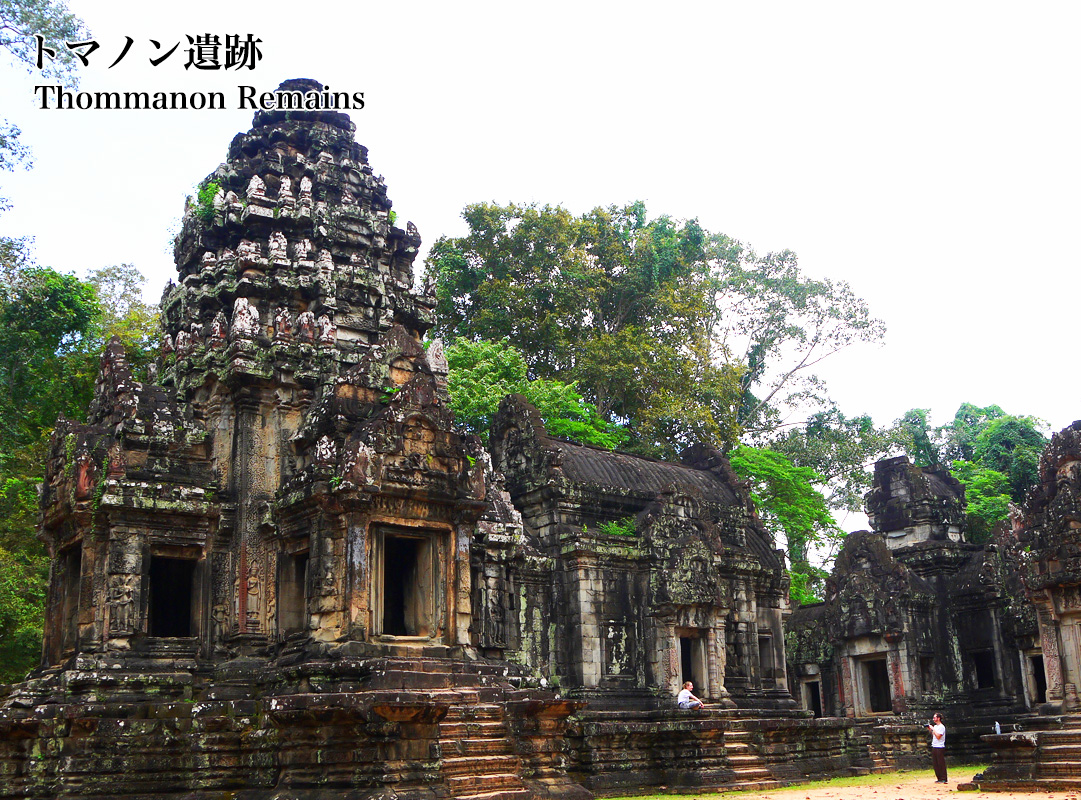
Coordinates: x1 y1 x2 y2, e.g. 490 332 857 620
442 754 520 777
443 703 505 721
446 772 527 794
443 737 515 757
440 720 509 739
452 789 532 800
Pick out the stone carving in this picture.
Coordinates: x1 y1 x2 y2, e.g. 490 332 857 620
174 329 192 358
209 312 228 349
107 575 137 634
296 311 316 343
299 175 313 202
246 174 266 200
268 231 289 262
315 435 336 466
278 175 294 203
273 307 293 342
316 314 336 346
231 297 260 339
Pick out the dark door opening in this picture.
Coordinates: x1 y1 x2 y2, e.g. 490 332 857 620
383 536 421 636
807 680 823 717
972 650 996 689
680 636 694 687
1031 655 1047 704
279 551 309 634
148 556 195 637
864 658 892 712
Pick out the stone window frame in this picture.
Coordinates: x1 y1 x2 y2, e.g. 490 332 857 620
142 543 204 642
853 652 894 715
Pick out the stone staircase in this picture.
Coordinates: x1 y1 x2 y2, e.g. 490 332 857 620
721 725 785 791
439 694 531 800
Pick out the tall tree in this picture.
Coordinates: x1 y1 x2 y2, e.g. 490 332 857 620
428 201 742 457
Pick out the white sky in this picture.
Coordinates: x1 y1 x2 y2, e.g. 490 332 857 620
1 0 1078 445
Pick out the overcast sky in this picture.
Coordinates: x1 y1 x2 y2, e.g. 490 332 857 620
1 1 1079 450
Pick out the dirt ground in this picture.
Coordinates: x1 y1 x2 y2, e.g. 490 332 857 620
726 772 1081 800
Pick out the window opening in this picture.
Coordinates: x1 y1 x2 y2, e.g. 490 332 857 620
148 556 195 637
920 656 935 693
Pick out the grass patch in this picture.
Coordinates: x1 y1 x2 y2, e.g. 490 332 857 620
606 765 990 800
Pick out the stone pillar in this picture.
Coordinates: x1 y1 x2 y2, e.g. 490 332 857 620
1037 602 1064 708
840 655 856 717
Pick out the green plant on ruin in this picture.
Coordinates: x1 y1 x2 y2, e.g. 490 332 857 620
195 179 221 225
598 517 636 537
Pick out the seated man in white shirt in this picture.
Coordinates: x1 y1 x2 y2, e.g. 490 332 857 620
677 681 704 709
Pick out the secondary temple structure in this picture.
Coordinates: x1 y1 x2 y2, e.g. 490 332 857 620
0 80 811 799
786 456 1043 766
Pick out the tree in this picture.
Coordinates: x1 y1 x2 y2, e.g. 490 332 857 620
893 408 940 467
973 415 1047 503
446 338 626 449
0 0 89 81
770 407 894 514
728 445 843 603
715 248 885 435
428 201 881 457
950 460 1012 545
428 202 743 457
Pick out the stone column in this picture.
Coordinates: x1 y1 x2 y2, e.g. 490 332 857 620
1037 602 1064 708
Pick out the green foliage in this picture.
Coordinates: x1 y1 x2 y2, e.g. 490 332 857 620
973 416 1046 503
770 407 893 513
445 338 626 449
598 517 636 537
0 545 46 683
893 403 1048 539
728 445 842 573
788 565 828 606
0 0 90 83
195 180 221 226
428 202 743 458
951 460 1011 544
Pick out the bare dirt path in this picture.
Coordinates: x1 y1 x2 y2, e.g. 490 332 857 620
724 772 1080 800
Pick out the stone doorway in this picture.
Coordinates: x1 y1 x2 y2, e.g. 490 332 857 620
677 627 709 697
374 529 438 639
859 656 892 713
147 556 196 637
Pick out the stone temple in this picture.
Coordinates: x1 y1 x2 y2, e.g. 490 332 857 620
5 78 1081 797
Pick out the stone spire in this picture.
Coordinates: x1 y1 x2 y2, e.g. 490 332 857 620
161 77 433 401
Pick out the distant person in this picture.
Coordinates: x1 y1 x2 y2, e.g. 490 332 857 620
677 681 704 709
927 712 947 783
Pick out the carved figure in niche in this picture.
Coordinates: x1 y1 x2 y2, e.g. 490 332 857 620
315 435 337 466
174 330 192 358
299 175 313 202
211 603 227 634
107 442 124 477
347 440 380 486
319 537 336 596
278 175 294 202
246 565 261 630
189 322 204 349
316 250 334 282
316 314 336 346
236 239 260 266
161 334 174 357
487 587 506 646
107 575 136 633
231 297 260 340
268 231 289 262
219 247 236 265
273 307 293 342
293 238 313 261
224 190 240 207
75 451 94 500
296 311 316 343
341 188 355 205
201 250 216 269
209 312 228 349
246 174 266 200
